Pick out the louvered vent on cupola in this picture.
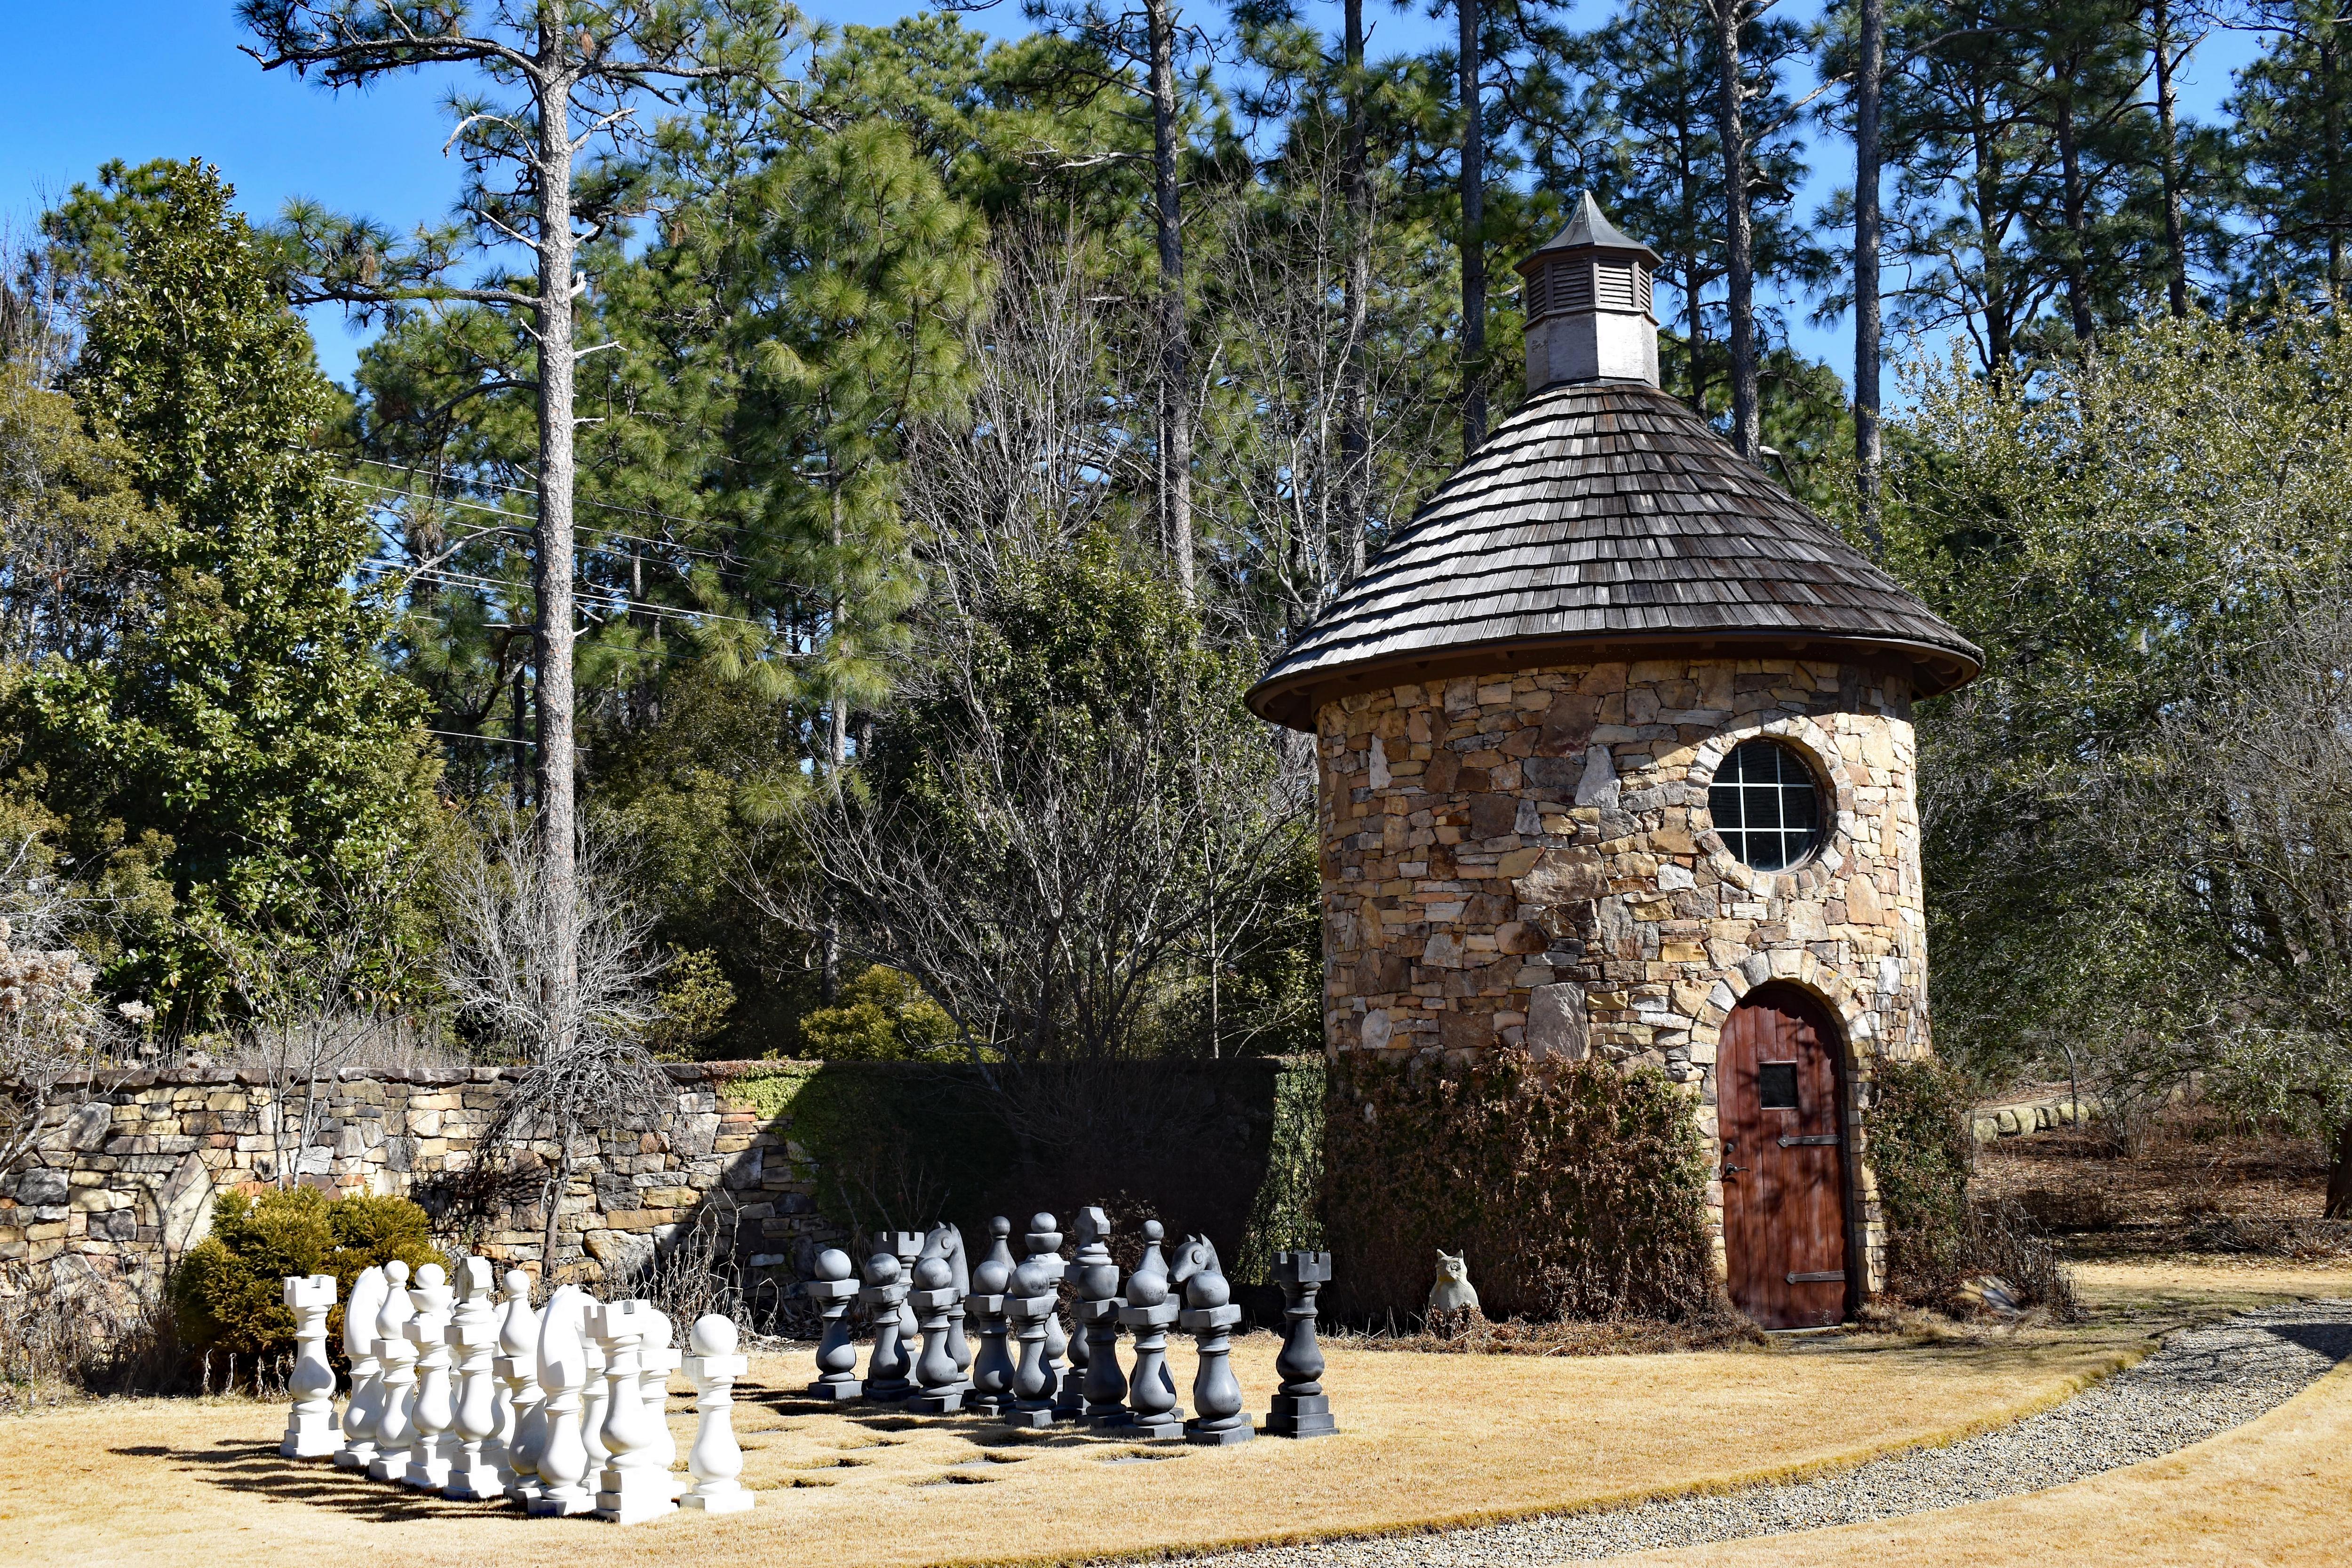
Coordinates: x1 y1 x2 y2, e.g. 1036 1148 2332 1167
1515 192 1661 391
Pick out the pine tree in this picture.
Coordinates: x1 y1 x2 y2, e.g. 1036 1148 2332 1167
2229 0 2352 302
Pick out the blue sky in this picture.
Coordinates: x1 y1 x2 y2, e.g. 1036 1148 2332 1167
3 3 2265 390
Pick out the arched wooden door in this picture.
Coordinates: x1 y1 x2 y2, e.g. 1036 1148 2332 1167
1719 985 1851 1329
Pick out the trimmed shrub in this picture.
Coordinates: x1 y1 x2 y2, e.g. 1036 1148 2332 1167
1320 1049 1719 1324
168 1188 445 1371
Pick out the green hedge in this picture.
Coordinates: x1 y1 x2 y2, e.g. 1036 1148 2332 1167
1865 1058 1976 1300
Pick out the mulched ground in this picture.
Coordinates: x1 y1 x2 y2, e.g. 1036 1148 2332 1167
1972 1102 2352 1261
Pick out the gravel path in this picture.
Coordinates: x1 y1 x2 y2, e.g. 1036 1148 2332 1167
1183 1300 2352 1566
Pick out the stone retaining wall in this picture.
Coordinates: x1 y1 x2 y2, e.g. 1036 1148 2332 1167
0 1062 846 1305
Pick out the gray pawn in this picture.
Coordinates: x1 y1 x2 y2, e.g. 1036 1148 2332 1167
1264 1250 1336 1438
1114 1220 1184 1440
966 1217 1018 1418
859 1246 913 1401
1175 1236 1251 1446
906 1252 966 1415
1001 1212 1062 1428
804 1249 862 1401
1069 1206 1128 1425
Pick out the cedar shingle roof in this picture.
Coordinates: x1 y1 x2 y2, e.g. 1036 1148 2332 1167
1246 379 1982 730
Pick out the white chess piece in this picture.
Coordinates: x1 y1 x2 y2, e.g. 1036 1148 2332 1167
279 1273 339 1457
403 1263 457 1489
334 1266 388 1470
579 1307 612 1483
640 1307 683 1493
443 1258 503 1500
525 1286 595 1516
492 1268 541 1499
588 1299 675 1524
366 1260 417 1481
681 1314 754 1513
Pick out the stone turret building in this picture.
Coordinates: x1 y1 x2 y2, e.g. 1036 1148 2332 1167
1245 196 1982 1329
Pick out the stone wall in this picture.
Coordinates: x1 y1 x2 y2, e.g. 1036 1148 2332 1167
0 1062 844 1305
1315 654 1932 1289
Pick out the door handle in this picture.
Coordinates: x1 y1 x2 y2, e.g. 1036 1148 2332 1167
1722 1163 1749 1175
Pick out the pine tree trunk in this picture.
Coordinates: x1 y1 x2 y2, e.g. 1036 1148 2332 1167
1340 0 1371 583
1147 0 1194 597
2056 86 2094 342
511 662 529 812
1855 0 1885 549
2150 0 2188 318
1458 0 1487 453
2326 38 2345 300
1710 0 1759 459
534 27 580 1056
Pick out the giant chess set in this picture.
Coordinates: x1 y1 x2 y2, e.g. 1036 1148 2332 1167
275 1206 1335 1526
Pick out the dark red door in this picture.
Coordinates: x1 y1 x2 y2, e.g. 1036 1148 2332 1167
1720 986 1851 1329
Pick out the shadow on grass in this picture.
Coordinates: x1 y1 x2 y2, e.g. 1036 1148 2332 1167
108 1438 521 1523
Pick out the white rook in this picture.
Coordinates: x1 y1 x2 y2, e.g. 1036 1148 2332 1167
681 1314 754 1513
334 1265 388 1470
278 1273 339 1457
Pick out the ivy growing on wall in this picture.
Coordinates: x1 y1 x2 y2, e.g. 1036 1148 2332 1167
1320 1049 1720 1323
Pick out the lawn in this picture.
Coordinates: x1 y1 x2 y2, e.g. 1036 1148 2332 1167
4 1260 2317 1568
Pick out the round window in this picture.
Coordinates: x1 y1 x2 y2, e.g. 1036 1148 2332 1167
1708 740 1822 872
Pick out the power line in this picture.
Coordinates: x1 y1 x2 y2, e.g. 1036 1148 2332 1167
428 727 533 748
352 456 763 547
357 559 786 634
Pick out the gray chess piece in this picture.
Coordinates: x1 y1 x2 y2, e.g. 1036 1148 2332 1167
1263 1250 1336 1438
1069 1206 1128 1425
1002 1212 1063 1428
967 1216 1018 1417
906 1251 966 1415
1053 1222 1088 1421
804 1248 863 1401
1175 1235 1251 1446
889 1230 925 1369
919 1221 974 1391
859 1245 913 1401
1115 1219 1184 1440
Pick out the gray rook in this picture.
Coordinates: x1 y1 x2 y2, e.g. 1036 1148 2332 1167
1263 1250 1336 1437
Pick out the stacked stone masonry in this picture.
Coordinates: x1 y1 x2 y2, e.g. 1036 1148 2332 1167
0 1063 847 1303
1319 655 1930 1287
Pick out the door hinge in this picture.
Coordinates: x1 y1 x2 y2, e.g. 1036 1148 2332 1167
1777 1134 1840 1147
1786 1270 1846 1284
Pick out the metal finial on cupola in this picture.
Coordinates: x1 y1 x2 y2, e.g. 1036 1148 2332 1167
1515 192 1661 392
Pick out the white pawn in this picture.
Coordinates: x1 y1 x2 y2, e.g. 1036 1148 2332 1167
279 1274 339 1457
366 1260 417 1481
403 1263 457 1489
492 1268 541 1499
589 1299 675 1524
443 1258 503 1500
681 1314 754 1513
526 1286 595 1517
334 1266 389 1470
640 1307 683 1493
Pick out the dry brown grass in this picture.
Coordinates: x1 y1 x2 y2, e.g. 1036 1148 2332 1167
1625 1361 2352 1567
0 1325 2143 1568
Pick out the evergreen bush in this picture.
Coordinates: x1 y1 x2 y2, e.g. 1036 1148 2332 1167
168 1187 445 1368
